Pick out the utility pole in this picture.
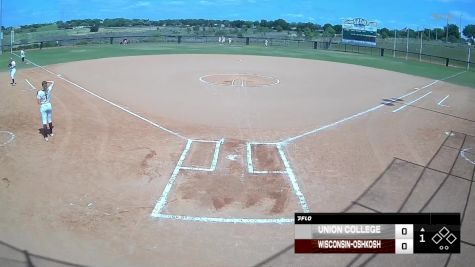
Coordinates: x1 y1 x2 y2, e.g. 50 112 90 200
446 15 449 43
406 28 409 60
0 0 3 55
393 29 396 57
419 29 423 61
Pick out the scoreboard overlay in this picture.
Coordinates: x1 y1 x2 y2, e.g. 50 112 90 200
295 213 460 254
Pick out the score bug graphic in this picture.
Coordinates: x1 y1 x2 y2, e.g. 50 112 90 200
295 213 460 254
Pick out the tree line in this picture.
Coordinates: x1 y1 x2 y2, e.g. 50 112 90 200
4 18 475 42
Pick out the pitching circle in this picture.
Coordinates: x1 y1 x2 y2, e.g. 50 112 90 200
199 73 280 87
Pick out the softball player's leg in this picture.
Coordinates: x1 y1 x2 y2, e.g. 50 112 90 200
46 104 53 136
10 69 16 85
40 104 50 141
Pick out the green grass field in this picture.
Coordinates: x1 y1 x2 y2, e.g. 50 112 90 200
1 42 473 88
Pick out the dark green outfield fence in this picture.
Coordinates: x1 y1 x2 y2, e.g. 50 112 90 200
4 34 473 71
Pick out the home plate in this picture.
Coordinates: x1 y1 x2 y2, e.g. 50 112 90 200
226 154 239 161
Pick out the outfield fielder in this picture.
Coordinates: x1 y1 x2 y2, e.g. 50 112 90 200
8 58 16 85
36 81 55 142
20 50 26 62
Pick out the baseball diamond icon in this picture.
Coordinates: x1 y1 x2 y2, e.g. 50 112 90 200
431 227 457 245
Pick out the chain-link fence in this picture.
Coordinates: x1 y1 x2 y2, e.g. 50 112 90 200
3 34 473 71
0 240 90 267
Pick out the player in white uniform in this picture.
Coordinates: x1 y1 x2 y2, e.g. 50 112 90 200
36 81 55 141
8 58 16 85
20 50 26 62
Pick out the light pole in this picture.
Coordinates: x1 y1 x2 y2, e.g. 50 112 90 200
0 0 3 55
468 43 472 71
406 27 409 60
419 29 423 61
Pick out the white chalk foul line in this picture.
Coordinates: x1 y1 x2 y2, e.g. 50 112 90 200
437 95 450 107
12 53 187 140
0 131 16 146
153 213 294 224
277 144 310 213
461 148 475 165
392 91 432 113
284 104 385 144
281 88 424 144
151 139 193 216
280 70 466 145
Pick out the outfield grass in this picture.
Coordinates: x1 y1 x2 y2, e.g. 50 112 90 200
1 43 473 88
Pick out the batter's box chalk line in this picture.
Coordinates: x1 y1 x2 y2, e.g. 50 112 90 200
461 148 475 165
0 131 16 146
151 139 309 224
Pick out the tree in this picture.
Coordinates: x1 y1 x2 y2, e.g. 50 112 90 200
90 24 100 32
273 19 289 31
378 28 391 39
323 26 335 37
444 24 460 42
302 27 315 40
463 25 475 43
333 24 342 34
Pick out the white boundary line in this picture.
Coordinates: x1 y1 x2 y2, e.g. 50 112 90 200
277 144 310 213
151 138 296 224
12 53 187 140
181 139 223 171
281 87 426 144
154 213 294 224
461 148 475 165
437 95 450 107
199 73 280 87
392 91 432 113
25 79 36 91
246 142 254 173
0 131 16 146
151 139 193 216
280 71 466 144
247 142 286 174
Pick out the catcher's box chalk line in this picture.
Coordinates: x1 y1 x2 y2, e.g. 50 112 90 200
0 131 16 146
438 95 450 107
461 148 475 165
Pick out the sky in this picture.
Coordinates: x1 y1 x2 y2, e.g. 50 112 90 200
2 0 475 30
